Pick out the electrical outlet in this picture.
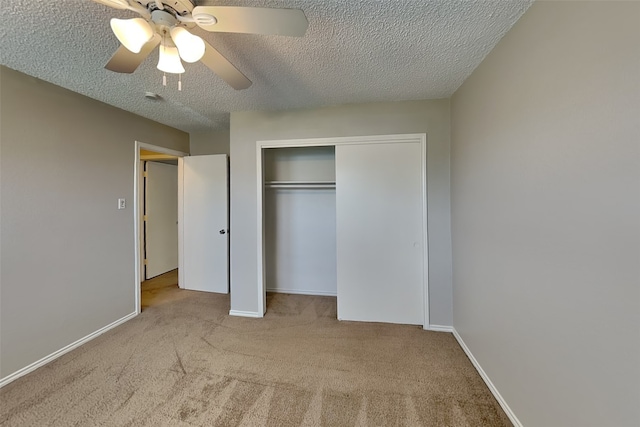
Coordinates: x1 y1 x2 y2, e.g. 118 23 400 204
118 198 126 209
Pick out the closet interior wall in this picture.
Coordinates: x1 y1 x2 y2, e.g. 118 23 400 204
263 146 337 296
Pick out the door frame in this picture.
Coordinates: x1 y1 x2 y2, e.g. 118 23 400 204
134 141 188 314
255 133 430 328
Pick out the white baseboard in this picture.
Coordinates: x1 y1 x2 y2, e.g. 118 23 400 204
452 328 523 427
425 324 454 332
229 310 263 318
266 288 337 297
0 311 138 389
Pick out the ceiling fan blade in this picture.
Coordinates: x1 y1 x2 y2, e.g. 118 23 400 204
92 0 129 10
199 41 252 90
192 6 308 37
91 0 151 18
105 34 160 73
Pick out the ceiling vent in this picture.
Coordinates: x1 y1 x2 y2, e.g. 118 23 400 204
144 92 163 101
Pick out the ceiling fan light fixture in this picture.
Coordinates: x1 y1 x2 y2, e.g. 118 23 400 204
110 18 154 53
157 45 185 74
170 27 205 63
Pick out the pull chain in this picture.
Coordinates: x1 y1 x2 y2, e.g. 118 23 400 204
178 74 182 91
161 32 168 88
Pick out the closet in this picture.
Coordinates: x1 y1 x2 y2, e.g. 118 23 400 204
264 146 337 296
260 135 427 326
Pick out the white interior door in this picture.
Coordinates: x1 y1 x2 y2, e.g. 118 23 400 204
145 161 178 279
336 142 424 325
182 154 229 293
139 161 145 280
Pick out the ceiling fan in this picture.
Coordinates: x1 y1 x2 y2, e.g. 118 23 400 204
92 0 309 90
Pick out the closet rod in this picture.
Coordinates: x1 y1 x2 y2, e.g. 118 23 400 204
264 180 336 189
265 184 336 189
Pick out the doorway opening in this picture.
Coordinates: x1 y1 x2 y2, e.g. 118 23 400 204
134 141 187 313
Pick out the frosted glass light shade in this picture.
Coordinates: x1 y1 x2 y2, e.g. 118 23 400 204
170 27 205 63
110 18 154 53
157 45 185 74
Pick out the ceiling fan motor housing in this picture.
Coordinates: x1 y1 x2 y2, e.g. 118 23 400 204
138 0 195 16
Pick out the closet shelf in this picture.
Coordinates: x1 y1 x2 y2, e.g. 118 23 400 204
264 180 336 189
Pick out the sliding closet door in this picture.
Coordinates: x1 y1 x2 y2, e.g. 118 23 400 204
336 142 424 325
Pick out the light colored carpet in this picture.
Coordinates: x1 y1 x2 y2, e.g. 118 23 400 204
0 270 511 426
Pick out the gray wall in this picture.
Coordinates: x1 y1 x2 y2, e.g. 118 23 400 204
0 67 189 378
189 130 230 155
450 2 640 426
229 99 453 326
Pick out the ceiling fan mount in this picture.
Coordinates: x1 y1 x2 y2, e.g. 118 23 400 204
91 0 309 90
151 9 178 29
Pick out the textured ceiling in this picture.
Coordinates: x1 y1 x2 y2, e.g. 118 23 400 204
1 0 532 133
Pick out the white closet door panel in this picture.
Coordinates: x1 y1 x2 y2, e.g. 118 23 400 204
336 142 424 325
183 155 229 293
145 162 178 279
265 189 337 295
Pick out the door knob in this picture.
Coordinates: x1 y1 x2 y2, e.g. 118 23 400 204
219 229 226 234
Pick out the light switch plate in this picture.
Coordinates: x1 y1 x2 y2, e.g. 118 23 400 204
118 198 126 209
